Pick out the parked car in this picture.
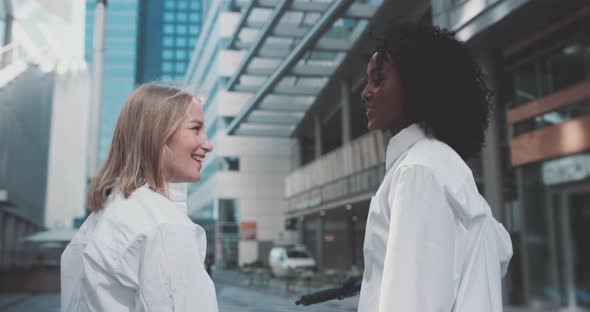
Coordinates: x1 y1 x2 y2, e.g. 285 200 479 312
268 244 316 277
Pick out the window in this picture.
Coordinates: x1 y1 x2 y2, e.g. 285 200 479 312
162 49 173 60
217 156 240 171
176 25 187 35
190 1 201 10
176 50 187 60
175 62 186 73
189 26 200 35
177 1 188 10
218 199 239 223
164 12 174 22
163 24 174 35
176 37 188 47
177 13 187 22
163 37 173 47
162 62 173 72
164 1 175 10
189 13 200 22
189 37 198 46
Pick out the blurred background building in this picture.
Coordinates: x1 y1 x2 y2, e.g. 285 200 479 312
186 0 590 310
0 0 88 290
136 0 204 83
0 0 588 309
84 0 205 166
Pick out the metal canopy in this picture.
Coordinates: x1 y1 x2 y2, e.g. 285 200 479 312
225 0 378 137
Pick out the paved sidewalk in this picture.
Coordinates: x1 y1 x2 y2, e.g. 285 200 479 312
0 293 29 310
212 269 358 311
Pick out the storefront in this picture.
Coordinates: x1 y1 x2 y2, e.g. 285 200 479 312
503 9 590 309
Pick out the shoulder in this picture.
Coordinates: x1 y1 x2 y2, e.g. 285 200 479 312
397 138 473 189
393 139 486 223
89 186 192 259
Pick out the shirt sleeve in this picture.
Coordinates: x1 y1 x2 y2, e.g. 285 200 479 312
135 224 218 312
379 165 458 311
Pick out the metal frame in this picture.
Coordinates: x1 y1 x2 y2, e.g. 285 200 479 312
221 0 378 137
226 0 355 135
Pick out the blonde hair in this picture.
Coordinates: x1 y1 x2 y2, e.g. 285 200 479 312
87 83 196 210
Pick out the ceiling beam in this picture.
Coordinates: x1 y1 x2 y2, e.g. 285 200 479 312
226 0 291 91
233 0 376 19
227 0 354 135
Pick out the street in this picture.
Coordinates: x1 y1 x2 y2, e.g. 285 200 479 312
0 271 358 312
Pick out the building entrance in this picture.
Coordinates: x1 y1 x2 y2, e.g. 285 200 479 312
547 184 590 311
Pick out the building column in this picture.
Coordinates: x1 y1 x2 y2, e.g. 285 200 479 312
346 207 356 268
314 114 323 159
478 54 504 222
3 214 15 267
291 139 302 170
341 81 351 145
0 210 4 268
316 216 324 269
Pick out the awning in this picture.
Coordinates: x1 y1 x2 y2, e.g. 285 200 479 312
224 0 380 137
21 228 77 243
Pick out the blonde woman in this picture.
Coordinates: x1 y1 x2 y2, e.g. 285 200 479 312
61 83 217 312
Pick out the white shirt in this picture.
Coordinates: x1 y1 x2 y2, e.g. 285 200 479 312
61 183 218 312
358 124 513 312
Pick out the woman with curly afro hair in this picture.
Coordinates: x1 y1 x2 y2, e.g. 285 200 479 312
358 23 513 312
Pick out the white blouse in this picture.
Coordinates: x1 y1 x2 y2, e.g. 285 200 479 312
61 183 218 312
358 124 513 312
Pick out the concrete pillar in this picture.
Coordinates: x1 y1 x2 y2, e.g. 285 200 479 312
3 214 15 267
341 81 351 145
291 139 301 170
346 208 356 267
314 114 323 159
0 210 4 268
478 54 504 222
316 216 324 269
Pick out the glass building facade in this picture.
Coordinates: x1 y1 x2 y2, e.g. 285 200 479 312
136 0 202 83
503 16 590 308
86 0 202 163
85 0 139 164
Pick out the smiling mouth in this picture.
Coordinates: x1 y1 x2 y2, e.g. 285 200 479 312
191 154 205 163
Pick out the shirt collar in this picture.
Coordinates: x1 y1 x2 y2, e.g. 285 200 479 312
167 182 188 214
385 123 427 171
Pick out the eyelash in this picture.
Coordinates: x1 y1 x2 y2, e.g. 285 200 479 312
191 126 201 133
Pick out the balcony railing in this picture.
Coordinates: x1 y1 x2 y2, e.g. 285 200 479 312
285 131 387 212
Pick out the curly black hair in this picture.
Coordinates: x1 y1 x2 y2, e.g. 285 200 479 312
372 22 492 160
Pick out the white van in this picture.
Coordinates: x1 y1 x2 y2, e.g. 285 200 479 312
268 244 316 277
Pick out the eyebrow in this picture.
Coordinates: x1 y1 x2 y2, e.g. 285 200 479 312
188 119 204 126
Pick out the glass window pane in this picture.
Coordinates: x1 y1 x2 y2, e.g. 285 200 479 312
175 62 186 73
165 1 175 10
163 37 173 47
190 2 201 10
163 49 173 60
177 1 188 10
176 37 188 47
511 60 539 107
189 26 200 35
189 13 200 22
176 50 187 60
162 62 173 72
177 13 187 22
541 43 586 94
163 24 174 35
164 12 174 22
176 25 187 35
